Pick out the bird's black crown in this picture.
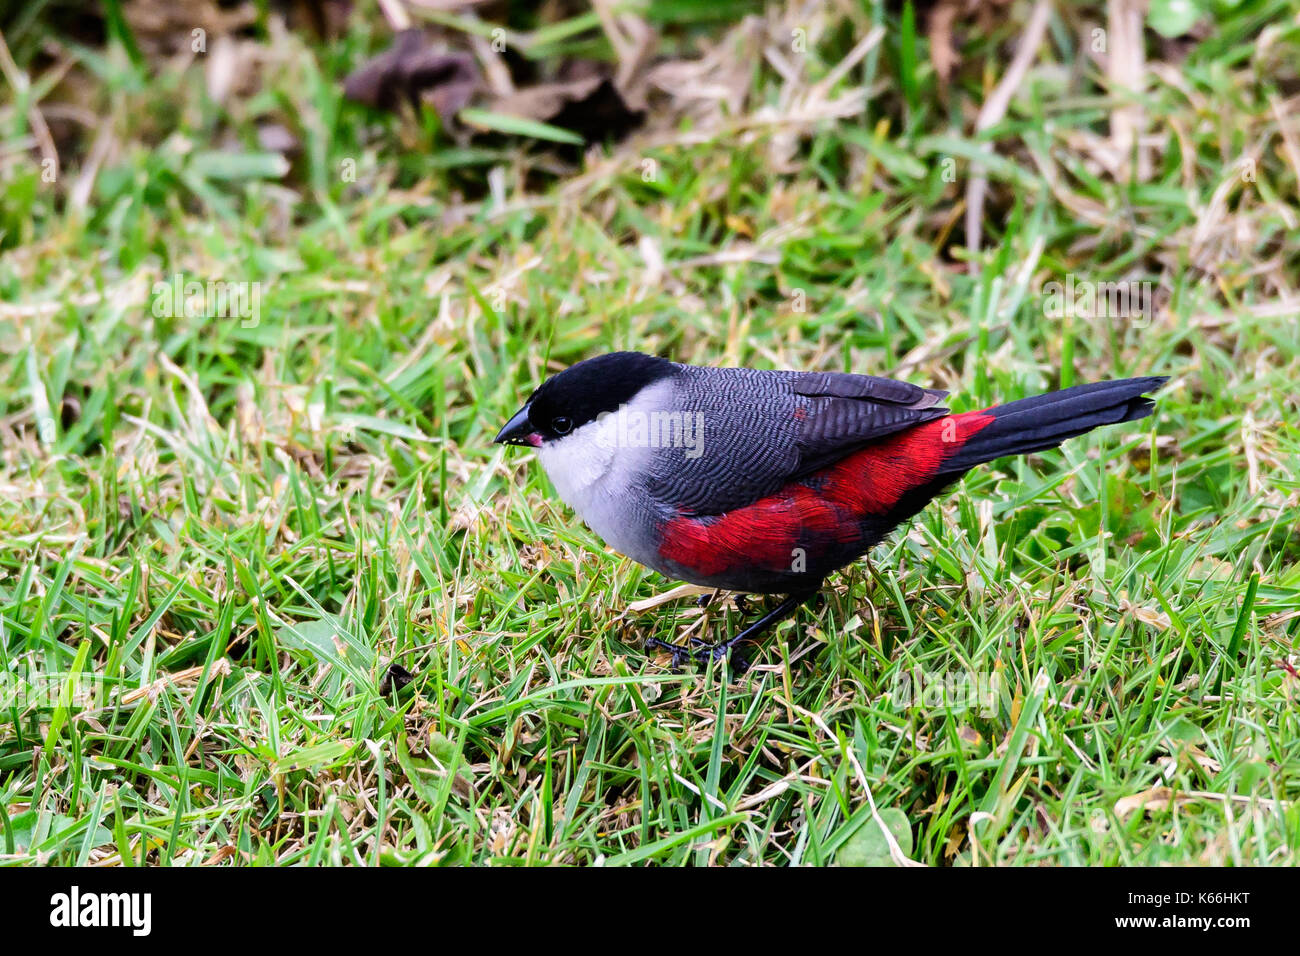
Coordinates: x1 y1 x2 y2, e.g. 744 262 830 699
527 351 678 440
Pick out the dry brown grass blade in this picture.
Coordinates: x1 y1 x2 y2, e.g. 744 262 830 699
0 29 59 183
1106 0 1151 182
964 0 1052 255
626 583 714 614
1115 786 1291 818
117 659 232 706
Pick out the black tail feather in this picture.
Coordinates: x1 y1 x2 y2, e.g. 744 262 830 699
942 376 1167 473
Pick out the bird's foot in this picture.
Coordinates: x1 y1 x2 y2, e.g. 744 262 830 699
644 635 750 673
645 588 818 675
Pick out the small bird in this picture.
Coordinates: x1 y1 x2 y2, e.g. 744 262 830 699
495 352 1166 669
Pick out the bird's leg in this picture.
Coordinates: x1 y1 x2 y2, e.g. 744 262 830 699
695 589 720 609
646 588 819 673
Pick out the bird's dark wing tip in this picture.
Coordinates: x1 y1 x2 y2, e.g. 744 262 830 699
792 371 930 406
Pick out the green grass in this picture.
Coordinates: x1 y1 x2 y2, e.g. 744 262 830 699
1 1 1299 865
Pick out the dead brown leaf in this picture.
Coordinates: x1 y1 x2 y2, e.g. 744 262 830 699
486 71 646 144
343 29 480 119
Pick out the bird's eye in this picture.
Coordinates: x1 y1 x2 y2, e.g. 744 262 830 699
552 416 573 435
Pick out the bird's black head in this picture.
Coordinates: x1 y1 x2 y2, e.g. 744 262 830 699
494 352 678 446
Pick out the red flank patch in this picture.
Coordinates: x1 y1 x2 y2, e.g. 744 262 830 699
658 412 994 577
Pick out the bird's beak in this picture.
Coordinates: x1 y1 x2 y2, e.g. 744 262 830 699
494 403 540 447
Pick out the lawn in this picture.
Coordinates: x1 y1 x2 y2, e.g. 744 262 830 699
1 0 1298 866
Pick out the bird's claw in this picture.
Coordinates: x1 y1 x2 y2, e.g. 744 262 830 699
645 636 749 673
642 589 808 675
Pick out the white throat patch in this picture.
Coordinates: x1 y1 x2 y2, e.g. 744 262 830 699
532 379 677 551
